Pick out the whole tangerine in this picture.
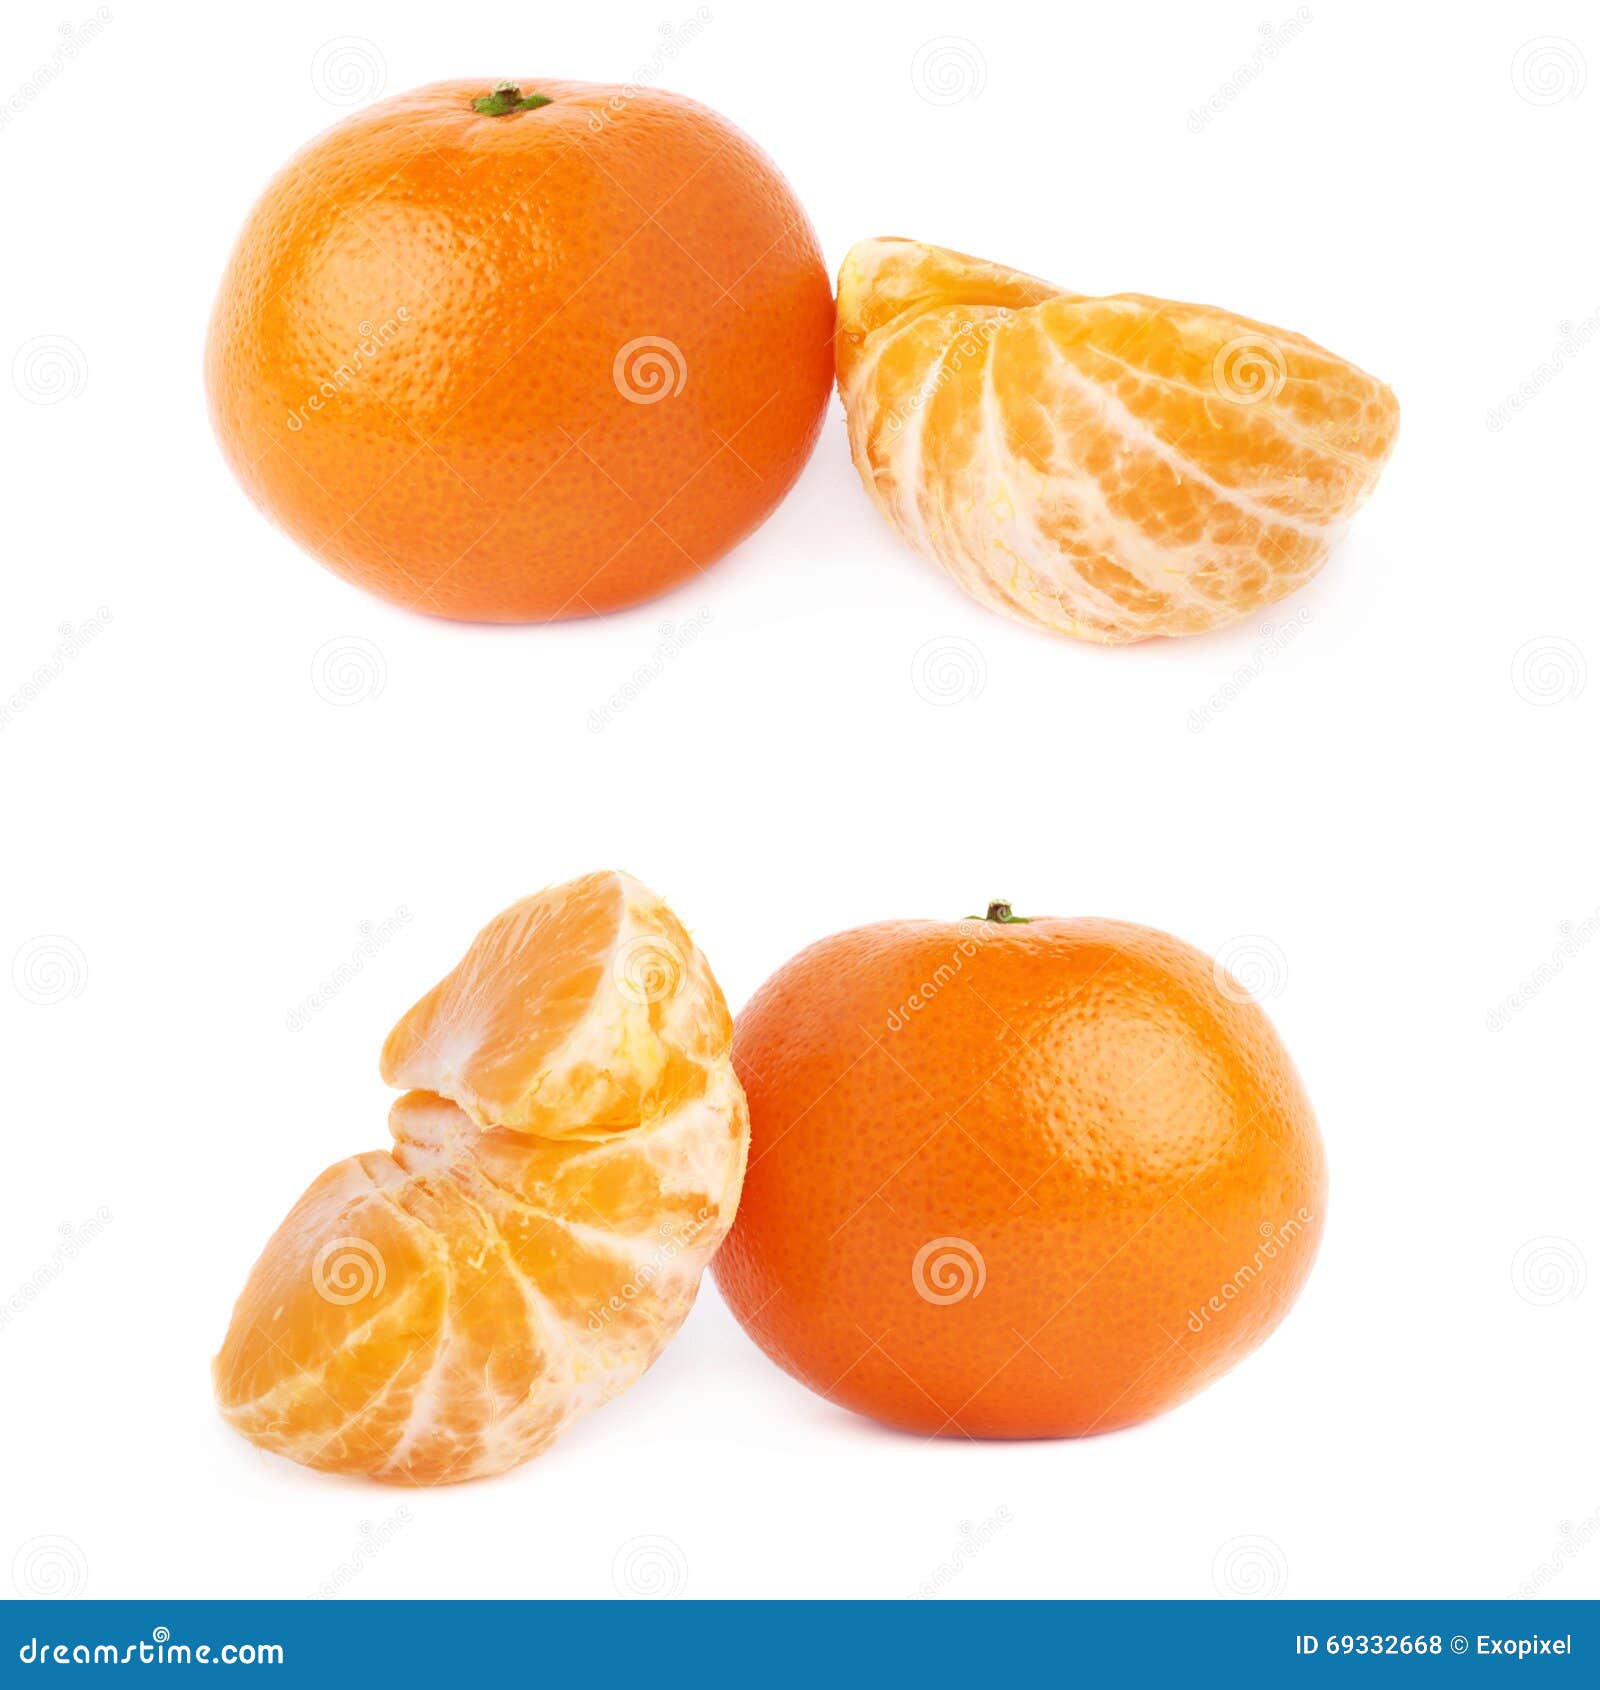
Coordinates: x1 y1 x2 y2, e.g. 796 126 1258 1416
206 80 834 620
713 901 1327 1437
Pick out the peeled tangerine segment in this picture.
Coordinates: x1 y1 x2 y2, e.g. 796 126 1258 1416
835 237 1401 644
213 871 748 1484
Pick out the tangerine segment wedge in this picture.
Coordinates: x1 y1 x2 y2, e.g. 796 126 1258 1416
835 237 1400 644
213 872 748 1484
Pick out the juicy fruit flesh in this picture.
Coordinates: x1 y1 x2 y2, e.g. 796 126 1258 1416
835 237 1400 644
213 872 748 1484
713 915 1326 1438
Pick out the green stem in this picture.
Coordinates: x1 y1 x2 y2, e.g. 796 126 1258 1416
965 900 1032 923
471 81 552 116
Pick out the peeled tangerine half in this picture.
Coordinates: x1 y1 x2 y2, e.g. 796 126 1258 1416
836 237 1400 644
213 872 748 1484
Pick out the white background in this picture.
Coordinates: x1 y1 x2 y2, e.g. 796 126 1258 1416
2 0 1596 1603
